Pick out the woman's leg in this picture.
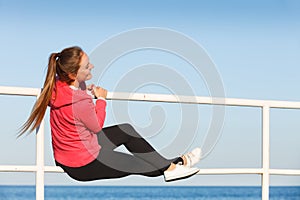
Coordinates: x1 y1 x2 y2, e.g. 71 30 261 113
95 147 167 177
97 123 183 174
56 149 164 182
57 123 196 182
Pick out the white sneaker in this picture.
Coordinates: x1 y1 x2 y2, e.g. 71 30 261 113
164 164 199 182
183 147 202 167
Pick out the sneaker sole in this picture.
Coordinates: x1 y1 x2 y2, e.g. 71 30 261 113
164 169 200 182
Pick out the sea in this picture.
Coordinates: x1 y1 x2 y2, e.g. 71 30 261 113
0 186 299 200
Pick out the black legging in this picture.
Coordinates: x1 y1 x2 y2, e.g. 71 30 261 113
56 123 182 181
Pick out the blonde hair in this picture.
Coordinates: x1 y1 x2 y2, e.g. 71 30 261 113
19 46 83 135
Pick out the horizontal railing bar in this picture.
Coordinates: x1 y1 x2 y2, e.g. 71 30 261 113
44 166 64 173
0 165 38 172
270 169 300 176
1 165 299 176
197 168 300 175
197 168 264 175
1 86 300 109
108 92 300 109
107 92 259 107
0 86 40 96
0 165 64 173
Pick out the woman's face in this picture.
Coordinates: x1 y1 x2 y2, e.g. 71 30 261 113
76 52 94 83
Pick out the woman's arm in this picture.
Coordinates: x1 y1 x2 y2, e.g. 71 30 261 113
75 98 106 133
74 86 108 133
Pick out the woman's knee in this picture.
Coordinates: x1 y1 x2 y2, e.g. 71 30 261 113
118 123 140 137
118 123 134 132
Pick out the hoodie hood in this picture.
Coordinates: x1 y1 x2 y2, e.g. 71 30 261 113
49 79 91 109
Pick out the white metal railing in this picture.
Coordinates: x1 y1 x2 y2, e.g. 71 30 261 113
0 85 300 200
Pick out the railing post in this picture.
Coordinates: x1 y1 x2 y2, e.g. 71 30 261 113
36 119 45 200
35 90 45 200
262 106 270 200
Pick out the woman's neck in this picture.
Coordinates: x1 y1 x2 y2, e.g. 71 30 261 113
70 80 86 90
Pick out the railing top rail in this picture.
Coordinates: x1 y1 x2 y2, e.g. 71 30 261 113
108 92 300 109
0 86 41 96
1 86 300 109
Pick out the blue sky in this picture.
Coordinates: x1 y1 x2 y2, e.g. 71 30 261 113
0 0 300 186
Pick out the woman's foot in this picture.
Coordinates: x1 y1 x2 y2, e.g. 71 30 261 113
182 147 202 167
164 163 199 182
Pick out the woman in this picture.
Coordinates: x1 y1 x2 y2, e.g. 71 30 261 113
20 46 201 182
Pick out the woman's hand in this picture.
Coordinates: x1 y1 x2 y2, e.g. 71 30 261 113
92 86 107 99
87 84 95 91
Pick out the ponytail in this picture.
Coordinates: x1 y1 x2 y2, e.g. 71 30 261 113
19 46 83 136
18 53 59 136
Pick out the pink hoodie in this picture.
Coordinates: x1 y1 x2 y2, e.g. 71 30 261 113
49 80 106 167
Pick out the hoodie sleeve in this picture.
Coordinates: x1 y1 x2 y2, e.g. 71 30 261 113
74 98 106 133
